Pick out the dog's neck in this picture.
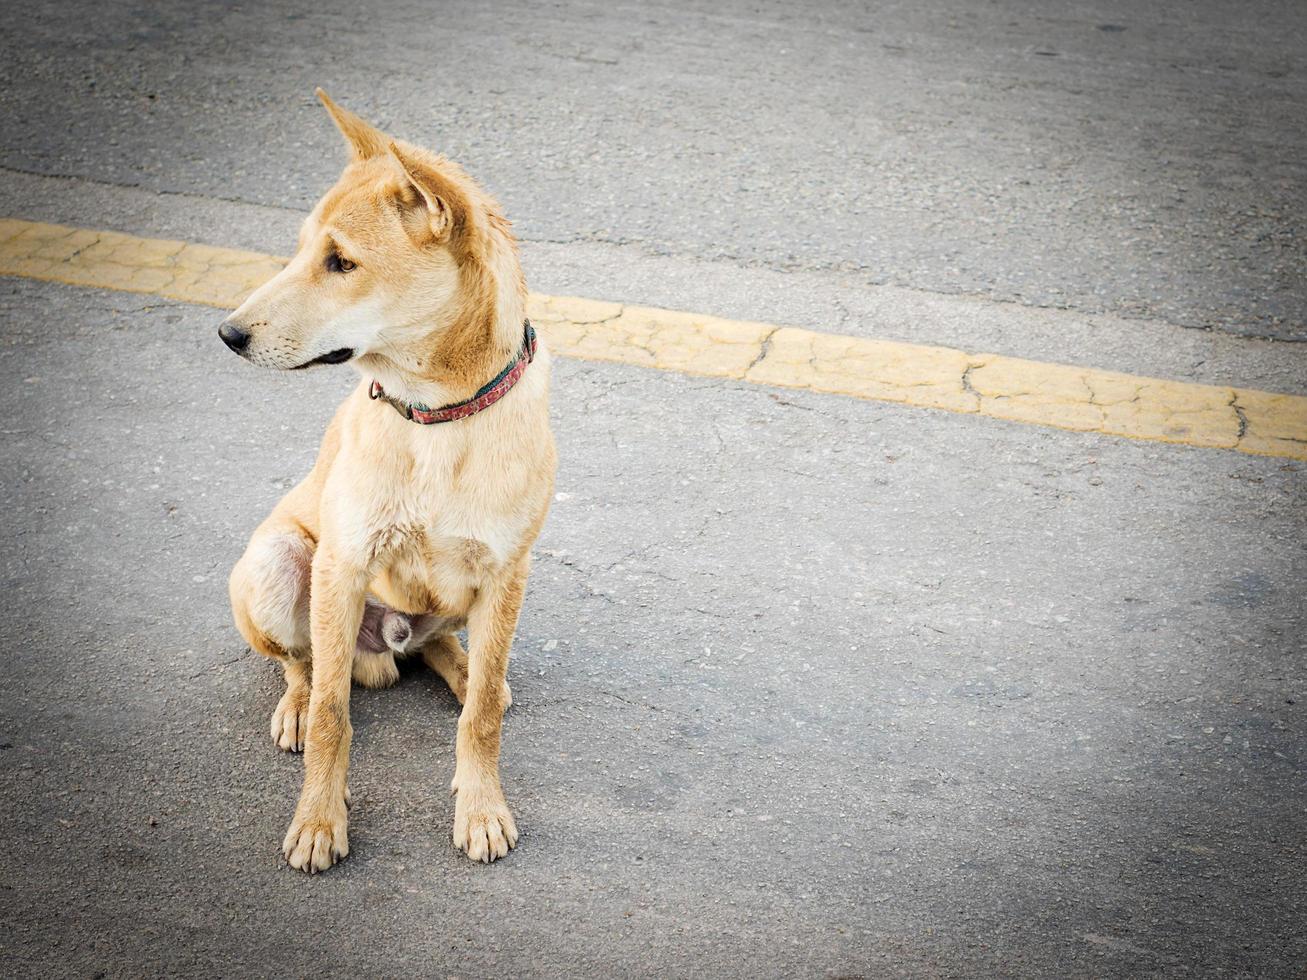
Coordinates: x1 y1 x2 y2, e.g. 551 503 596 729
356 237 526 413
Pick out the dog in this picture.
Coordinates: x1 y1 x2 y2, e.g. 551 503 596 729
221 90 555 872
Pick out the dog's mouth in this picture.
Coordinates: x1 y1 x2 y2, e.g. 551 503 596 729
292 347 355 369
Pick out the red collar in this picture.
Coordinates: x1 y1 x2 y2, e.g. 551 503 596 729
369 320 537 424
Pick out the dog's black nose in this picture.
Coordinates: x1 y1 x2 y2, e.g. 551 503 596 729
218 321 250 353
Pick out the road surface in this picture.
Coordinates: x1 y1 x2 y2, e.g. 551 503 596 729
0 1 1304 977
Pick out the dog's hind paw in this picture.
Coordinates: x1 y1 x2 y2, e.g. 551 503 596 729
271 686 310 752
351 651 400 689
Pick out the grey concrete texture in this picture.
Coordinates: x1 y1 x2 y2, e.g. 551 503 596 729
1 279 1304 977
0 0 1305 340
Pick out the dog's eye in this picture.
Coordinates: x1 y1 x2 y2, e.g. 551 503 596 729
326 252 357 274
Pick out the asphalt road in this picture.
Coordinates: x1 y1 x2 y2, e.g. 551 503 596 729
1 278 1304 977
1 2 1306 978
0 0 1304 339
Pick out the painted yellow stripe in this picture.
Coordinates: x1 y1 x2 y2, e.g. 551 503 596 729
1 217 1304 460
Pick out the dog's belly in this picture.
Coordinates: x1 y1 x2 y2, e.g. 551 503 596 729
369 533 497 620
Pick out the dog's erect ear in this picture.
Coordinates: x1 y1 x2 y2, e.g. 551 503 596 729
388 141 474 245
315 88 389 161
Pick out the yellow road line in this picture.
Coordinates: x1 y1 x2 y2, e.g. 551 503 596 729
2 217 1305 460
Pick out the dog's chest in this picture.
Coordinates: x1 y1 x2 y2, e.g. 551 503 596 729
372 530 496 617
365 452 521 616
348 396 544 616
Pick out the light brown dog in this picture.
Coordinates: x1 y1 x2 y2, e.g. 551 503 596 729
222 90 555 872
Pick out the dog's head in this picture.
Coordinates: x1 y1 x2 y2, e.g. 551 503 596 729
219 90 494 372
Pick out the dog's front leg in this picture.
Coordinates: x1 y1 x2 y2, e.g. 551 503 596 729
283 545 368 873
451 558 527 863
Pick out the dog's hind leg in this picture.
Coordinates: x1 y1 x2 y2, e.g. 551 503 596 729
420 632 511 708
421 634 471 704
271 658 312 752
231 528 400 732
230 527 315 751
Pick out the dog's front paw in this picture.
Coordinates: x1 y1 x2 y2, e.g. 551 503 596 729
283 801 349 873
271 687 310 752
451 781 518 863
